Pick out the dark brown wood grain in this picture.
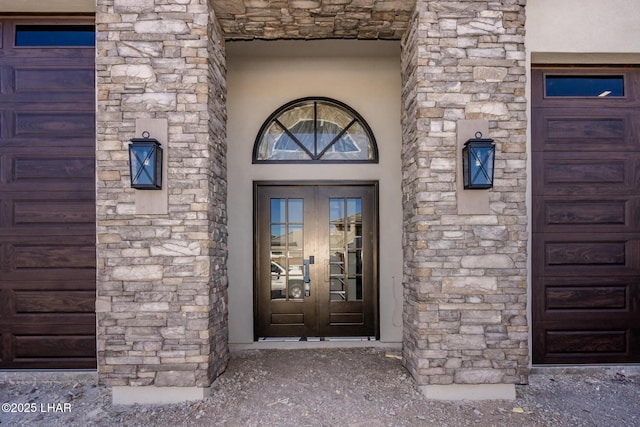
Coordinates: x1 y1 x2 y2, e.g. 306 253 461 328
0 18 96 369
532 66 640 364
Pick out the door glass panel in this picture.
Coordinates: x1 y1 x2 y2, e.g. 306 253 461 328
329 198 345 221
287 224 303 249
330 278 345 301
329 197 363 302
348 278 363 301
270 198 304 300
270 199 286 223
347 198 362 217
288 199 303 223
270 225 286 247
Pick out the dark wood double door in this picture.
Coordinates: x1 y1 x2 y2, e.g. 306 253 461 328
255 183 377 339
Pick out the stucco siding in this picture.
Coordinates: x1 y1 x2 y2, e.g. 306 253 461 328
527 0 640 59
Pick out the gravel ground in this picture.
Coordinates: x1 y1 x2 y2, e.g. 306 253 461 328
1 348 639 426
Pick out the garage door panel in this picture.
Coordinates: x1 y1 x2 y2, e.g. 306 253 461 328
534 196 636 233
0 278 96 292
0 138 95 151
537 156 635 196
15 291 96 313
532 153 638 197
14 66 94 93
14 112 95 137
535 237 640 274
0 314 95 332
0 155 94 193
12 200 95 226
0 225 95 238
539 275 638 313
1 58 93 102
543 291 637 320
532 109 640 152
12 245 95 270
547 241 626 266
0 239 95 272
546 330 629 355
535 327 640 364
546 286 627 310
0 358 96 370
544 115 626 140
13 156 94 179
15 335 96 359
0 197 95 234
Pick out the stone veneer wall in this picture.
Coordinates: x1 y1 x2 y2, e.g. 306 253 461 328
206 8 229 383
95 0 228 387
400 0 529 387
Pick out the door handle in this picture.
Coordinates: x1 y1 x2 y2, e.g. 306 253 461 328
303 259 310 283
303 257 313 297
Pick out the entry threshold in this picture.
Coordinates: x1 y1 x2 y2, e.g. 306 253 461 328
258 336 376 342
231 337 400 351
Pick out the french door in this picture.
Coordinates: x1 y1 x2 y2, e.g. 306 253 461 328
255 183 378 339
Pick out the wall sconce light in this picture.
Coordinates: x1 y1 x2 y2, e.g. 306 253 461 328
462 132 495 189
129 131 163 190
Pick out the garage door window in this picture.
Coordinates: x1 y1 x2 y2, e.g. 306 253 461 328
15 25 95 47
545 75 624 97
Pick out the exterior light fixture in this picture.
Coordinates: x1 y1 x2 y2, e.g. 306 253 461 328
128 131 163 190
462 132 495 190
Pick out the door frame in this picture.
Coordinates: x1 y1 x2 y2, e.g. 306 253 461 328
253 180 380 340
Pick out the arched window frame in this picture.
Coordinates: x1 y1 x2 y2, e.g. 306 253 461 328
252 97 379 164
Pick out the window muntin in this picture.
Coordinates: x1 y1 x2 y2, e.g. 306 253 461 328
545 75 624 97
253 97 378 163
15 25 95 47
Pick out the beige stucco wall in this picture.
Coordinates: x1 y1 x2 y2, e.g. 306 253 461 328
0 0 94 13
527 0 640 63
226 40 403 344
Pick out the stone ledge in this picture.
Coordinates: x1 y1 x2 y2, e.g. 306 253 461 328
112 386 210 405
421 383 515 401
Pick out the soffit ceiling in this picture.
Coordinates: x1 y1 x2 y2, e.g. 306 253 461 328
211 0 416 40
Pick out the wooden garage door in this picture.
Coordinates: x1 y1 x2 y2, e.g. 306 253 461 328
532 67 640 364
0 19 96 368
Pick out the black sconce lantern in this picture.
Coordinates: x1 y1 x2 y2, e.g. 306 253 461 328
462 132 495 189
129 131 163 190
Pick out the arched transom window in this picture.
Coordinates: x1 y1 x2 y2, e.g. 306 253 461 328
253 97 378 163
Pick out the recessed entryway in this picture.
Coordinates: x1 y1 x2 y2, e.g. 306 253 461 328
225 40 403 346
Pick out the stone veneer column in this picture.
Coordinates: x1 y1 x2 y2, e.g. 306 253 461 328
400 0 528 400
95 0 228 403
